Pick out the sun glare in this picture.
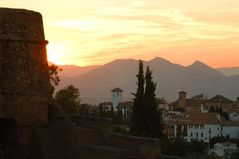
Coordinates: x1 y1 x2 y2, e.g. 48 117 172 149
47 44 65 65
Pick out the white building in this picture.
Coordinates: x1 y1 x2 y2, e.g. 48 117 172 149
168 112 239 143
118 101 133 118
111 87 123 111
229 112 239 121
210 142 238 157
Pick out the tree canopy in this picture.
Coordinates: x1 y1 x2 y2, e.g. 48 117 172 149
48 64 62 93
54 85 80 114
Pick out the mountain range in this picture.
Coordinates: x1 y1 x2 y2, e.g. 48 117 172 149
217 67 239 76
56 57 239 104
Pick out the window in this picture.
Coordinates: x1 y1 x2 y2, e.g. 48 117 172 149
191 132 193 137
209 128 211 133
201 133 203 137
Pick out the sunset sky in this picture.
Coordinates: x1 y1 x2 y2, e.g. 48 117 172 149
1 0 239 67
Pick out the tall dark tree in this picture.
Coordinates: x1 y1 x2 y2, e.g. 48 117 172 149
130 60 145 134
144 66 163 137
130 61 163 137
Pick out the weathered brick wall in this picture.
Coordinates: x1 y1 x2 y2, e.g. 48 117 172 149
0 8 52 126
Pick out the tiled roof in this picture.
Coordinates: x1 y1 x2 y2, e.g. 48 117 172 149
167 112 239 126
191 94 203 100
207 95 233 103
185 112 219 123
168 99 205 107
118 101 133 109
111 87 123 92
99 102 112 107
167 112 220 125
221 121 239 126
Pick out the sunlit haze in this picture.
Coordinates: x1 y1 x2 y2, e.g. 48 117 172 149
2 0 239 67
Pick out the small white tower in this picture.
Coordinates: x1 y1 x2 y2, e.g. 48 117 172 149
111 87 123 111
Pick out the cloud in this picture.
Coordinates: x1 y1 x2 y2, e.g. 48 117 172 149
45 0 239 67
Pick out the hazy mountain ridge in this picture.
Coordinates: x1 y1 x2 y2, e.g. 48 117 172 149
217 67 239 76
57 57 239 104
59 65 100 77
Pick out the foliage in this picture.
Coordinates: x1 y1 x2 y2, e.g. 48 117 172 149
209 136 239 148
228 152 239 159
156 97 167 106
161 136 211 158
48 64 62 92
98 103 114 118
115 109 123 122
130 60 163 137
186 153 218 159
188 140 208 154
54 85 80 114
144 66 163 137
161 136 189 156
78 103 97 116
130 59 145 134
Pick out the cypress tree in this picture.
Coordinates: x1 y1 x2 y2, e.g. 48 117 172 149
131 60 145 134
144 66 163 137
131 61 163 137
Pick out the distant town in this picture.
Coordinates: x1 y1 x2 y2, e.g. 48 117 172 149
1 7 239 159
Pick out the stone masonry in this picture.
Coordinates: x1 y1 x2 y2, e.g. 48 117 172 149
0 8 52 126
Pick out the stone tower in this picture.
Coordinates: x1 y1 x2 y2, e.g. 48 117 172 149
111 87 123 111
178 91 187 107
0 8 52 126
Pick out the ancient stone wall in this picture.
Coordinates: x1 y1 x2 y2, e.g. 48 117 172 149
0 8 52 126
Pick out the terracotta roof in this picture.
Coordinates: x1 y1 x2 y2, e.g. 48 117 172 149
221 121 239 126
191 94 203 100
118 101 133 109
184 112 219 122
167 112 221 125
111 87 123 92
168 99 205 107
99 102 112 107
207 95 233 103
168 112 239 126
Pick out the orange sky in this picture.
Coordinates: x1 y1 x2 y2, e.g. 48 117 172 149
1 0 239 68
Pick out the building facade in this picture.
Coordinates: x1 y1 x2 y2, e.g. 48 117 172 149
111 87 123 111
166 112 239 143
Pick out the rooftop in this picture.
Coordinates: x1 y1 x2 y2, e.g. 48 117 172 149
207 95 234 103
111 87 123 92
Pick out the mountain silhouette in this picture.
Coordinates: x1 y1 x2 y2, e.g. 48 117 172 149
57 58 239 104
217 67 239 76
